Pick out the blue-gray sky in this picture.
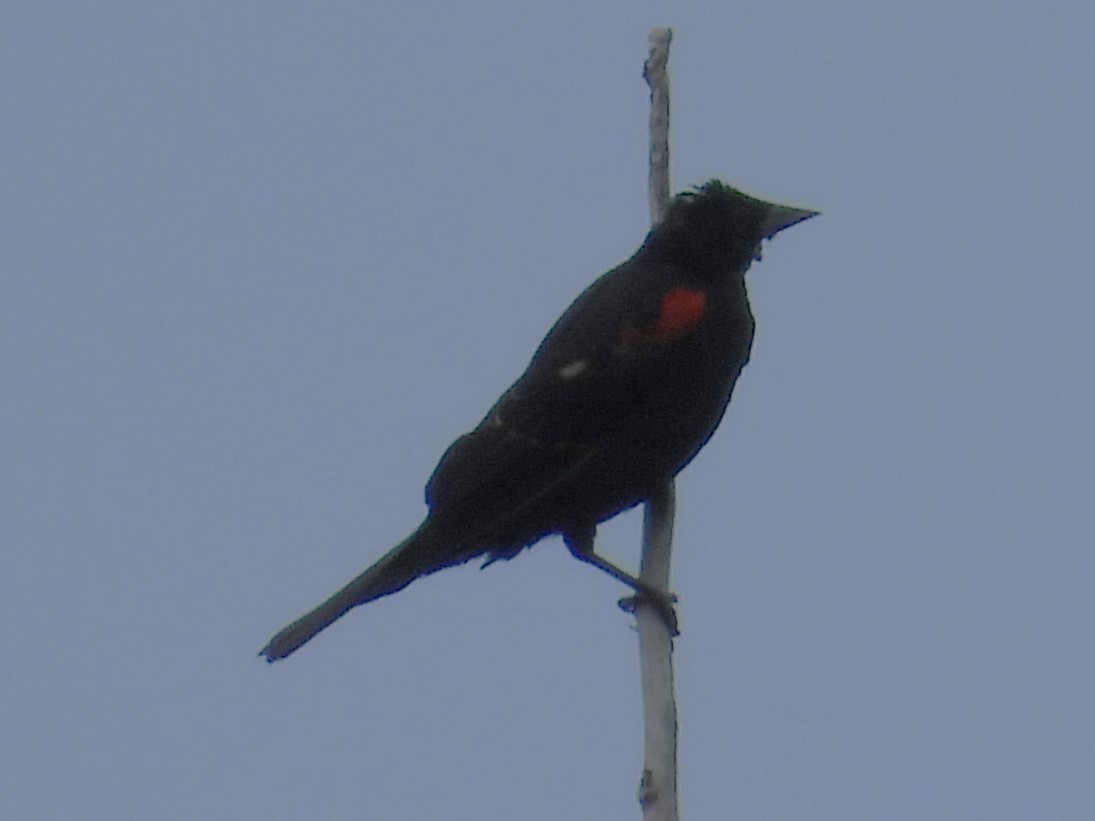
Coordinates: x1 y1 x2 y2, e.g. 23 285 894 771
4 3 1093 819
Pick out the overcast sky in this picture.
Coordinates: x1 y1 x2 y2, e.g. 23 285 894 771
4 3 1094 819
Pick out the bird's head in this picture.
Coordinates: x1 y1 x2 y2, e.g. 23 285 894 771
646 179 817 276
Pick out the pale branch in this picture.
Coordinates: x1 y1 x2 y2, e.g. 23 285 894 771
636 26 679 821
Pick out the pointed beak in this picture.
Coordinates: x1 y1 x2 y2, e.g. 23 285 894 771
761 203 820 239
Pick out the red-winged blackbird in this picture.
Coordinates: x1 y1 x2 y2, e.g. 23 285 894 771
261 180 816 661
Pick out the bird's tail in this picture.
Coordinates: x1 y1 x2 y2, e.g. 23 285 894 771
260 520 464 662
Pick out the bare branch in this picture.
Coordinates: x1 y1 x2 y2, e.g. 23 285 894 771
637 26 679 821
644 27 673 225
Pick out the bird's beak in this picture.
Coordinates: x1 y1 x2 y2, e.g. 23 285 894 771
761 203 820 239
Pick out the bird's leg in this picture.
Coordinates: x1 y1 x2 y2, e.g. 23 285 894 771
564 527 679 635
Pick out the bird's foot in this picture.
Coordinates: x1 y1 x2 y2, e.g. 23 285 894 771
618 587 680 636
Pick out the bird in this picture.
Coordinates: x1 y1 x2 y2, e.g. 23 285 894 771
260 180 816 661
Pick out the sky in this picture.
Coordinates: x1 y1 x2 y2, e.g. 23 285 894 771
3 2 1094 819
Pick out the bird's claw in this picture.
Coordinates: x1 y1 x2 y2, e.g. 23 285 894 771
618 589 680 636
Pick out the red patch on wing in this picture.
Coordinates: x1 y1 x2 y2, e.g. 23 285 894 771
653 288 708 339
618 287 709 346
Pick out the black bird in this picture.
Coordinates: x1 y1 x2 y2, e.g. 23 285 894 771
261 180 816 661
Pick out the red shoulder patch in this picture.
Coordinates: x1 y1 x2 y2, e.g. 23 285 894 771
618 286 709 346
653 287 708 339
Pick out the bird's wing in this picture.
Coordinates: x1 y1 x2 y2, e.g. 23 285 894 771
423 259 711 544
423 410 603 542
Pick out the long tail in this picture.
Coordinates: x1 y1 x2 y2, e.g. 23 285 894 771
260 520 466 662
